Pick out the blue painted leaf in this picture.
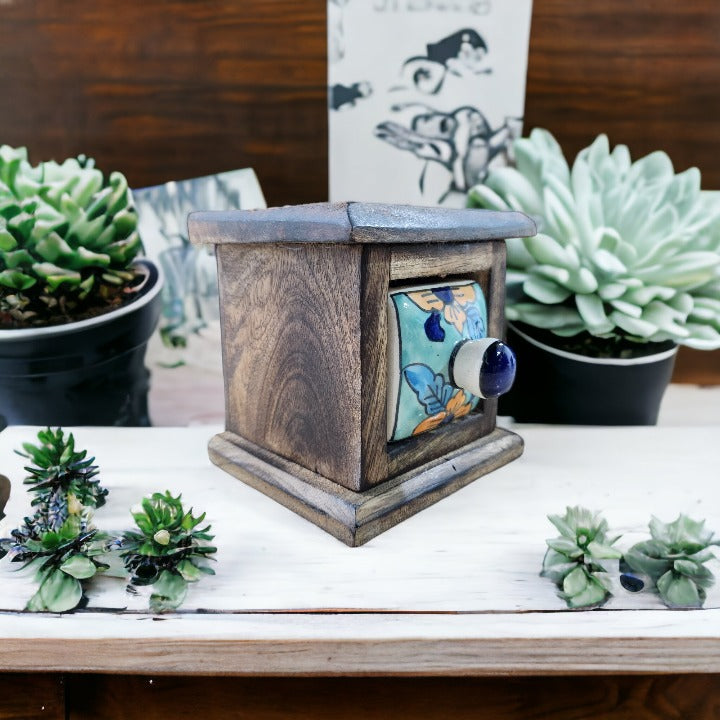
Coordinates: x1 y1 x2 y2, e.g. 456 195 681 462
424 311 445 342
403 363 454 415
464 304 485 340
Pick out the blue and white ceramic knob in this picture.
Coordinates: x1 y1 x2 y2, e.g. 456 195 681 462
450 338 516 399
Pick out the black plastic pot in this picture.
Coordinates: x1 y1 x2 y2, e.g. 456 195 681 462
500 323 678 425
0 260 162 430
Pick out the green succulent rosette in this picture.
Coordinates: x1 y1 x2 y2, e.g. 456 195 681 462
623 515 718 608
541 506 622 608
468 129 720 349
120 491 216 613
1 515 109 613
19 427 107 518
0 145 142 326
0 428 111 612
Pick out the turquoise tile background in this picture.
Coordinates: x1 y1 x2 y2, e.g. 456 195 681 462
389 282 488 442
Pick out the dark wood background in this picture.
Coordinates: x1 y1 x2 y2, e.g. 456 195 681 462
0 0 718 381
4 673 720 720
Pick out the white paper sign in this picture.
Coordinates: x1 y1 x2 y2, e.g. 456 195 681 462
328 0 533 207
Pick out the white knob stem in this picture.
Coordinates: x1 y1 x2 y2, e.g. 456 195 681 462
451 338 500 399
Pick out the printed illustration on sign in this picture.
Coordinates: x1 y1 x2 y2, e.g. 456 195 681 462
397 28 491 95
328 0 533 206
375 104 521 201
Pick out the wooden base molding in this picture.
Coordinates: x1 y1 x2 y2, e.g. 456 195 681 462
208 428 524 547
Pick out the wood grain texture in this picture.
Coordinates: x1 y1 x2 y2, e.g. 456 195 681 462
189 205 534 246
390 243 495 282
0 674 64 720
63 675 720 720
524 0 720 189
216 242 363 489
3 612 720 675
360 245 391 487
0 0 328 208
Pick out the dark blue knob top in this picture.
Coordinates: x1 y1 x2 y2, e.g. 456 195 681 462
479 341 516 398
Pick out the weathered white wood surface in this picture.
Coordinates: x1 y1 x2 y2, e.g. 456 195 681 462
1 610 719 675
0 416 719 674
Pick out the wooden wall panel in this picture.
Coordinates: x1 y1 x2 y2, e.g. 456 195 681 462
65 675 720 720
524 0 720 188
0 1 328 206
1 0 718 382
0 674 64 720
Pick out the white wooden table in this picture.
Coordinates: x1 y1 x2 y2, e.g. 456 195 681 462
1 395 719 677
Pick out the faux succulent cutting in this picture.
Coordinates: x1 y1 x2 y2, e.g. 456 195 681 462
0 144 142 327
541 506 622 608
120 491 217 613
0 428 110 612
468 129 720 349
1 429 216 614
623 515 718 608
19 427 108 518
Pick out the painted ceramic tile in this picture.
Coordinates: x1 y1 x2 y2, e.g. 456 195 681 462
328 0 533 207
387 280 488 442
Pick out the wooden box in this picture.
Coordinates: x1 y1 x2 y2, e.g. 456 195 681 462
189 202 535 546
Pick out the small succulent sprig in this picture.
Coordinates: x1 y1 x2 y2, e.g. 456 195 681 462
18 427 107 526
623 515 718 608
3 514 109 612
120 491 216 613
541 506 622 608
0 428 110 612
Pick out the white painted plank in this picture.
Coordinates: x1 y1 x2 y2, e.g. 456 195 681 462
0 611 718 675
1 416 720 675
0 424 719 615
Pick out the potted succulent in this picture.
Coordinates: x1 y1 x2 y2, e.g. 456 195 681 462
467 129 720 424
0 146 162 428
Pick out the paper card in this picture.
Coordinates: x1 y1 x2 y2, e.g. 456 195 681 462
133 168 266 348
133 170 266 426
328 0 533 207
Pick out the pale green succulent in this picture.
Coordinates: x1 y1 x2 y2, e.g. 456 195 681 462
0 145 142 326
623 515 718 608
468 129 720 349
541 506 622 608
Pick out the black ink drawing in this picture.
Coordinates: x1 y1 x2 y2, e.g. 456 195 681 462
329 0 351 64
329 82 373 111
398 28 491 94
374 104 521 201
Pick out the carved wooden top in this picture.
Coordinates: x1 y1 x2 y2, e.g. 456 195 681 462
188 202 536 246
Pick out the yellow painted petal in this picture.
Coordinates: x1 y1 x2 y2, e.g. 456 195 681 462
412 412 446 435
445 390 470 416
452 285 476 305
407 290 444 312
453 400 473 419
